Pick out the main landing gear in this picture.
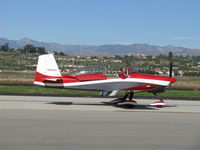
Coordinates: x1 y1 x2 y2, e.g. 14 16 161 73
110 92 137 108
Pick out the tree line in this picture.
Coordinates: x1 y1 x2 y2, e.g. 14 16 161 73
0 43 46 54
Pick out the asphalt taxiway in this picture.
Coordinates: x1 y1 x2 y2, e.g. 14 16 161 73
0 95 200 150
0 95 200 113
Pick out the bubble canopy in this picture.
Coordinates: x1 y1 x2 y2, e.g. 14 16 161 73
69 66 107 75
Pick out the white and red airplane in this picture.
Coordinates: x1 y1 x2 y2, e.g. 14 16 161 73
34 54 176 107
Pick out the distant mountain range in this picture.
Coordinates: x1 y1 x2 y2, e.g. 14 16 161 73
1 37 200 56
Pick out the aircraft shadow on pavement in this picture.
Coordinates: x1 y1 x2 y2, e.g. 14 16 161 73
48 101 158 110
48 102 73 105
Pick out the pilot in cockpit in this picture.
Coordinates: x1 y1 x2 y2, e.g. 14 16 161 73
118 67 128 79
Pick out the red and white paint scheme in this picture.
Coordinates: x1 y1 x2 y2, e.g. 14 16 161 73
34 54 176 107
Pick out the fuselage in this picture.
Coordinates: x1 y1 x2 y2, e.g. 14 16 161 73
34 54 176 93
34 72 176 92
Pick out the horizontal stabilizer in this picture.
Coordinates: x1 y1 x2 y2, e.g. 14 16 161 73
44 78 62 82
99 90 118 96
43 78 63 83
109 90 119 96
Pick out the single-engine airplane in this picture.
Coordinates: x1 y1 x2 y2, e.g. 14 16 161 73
34 54 176 108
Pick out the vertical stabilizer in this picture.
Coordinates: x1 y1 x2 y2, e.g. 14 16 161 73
36 54 61 76
34 54 61 85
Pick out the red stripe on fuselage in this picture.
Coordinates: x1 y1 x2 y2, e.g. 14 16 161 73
124 84 157 91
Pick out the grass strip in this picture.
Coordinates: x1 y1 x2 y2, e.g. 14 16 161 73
134 90 200 98
0 85 200 98
0 85 98 95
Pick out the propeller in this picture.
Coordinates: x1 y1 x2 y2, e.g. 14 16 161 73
149 59 174 94
169 61 173 78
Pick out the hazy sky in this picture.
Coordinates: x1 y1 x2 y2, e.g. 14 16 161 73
1 0 200 48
